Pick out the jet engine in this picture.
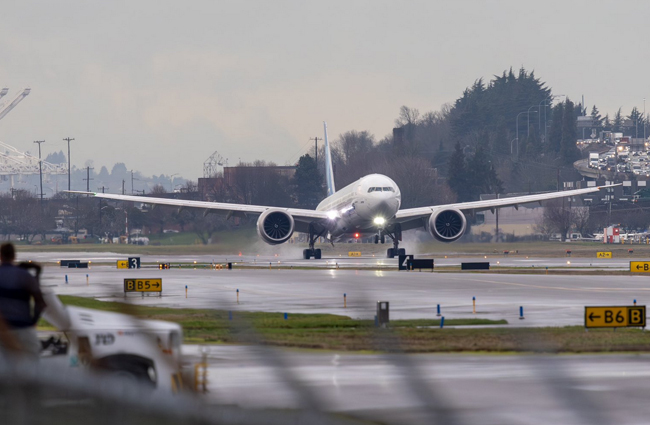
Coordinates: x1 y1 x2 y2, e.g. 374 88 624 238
256 209 295 245
428 208 467 242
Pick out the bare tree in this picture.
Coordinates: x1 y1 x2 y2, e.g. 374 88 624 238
541 199 574 241
151 184 167 195
572 206 590 236
395 105 421 126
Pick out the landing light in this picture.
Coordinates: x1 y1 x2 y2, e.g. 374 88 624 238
326 210 339 220
373 217 386 226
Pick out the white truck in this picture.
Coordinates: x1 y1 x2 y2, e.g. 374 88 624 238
41 290 185 392
589 152 599 168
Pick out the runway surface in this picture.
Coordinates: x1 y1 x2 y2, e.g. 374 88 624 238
27 251 650 424
20 250 641 270
184 345 650 425
39 259 650 327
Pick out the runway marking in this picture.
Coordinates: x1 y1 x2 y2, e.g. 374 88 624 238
443 276 650 293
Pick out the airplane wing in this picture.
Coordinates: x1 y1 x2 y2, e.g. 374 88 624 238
393 184 618 230
65 191 328 231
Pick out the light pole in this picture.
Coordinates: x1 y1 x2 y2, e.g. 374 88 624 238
510 138 517 155
527 106 537 138
644 98 646 140
516 111 529 159
33 140 45 202
539 95 566 143
538 95 565 141
63 137 74 192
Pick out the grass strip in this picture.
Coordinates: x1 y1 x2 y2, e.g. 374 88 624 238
42 296 650 354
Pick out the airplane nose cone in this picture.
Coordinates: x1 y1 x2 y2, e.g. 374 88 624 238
376 199 399 217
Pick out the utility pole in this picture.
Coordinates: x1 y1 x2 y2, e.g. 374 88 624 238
83 166 94 192
98 186 107 226
122 180 125 195
33 140 45 202
63 137 74 192
130 170 138 194
309 136 321 169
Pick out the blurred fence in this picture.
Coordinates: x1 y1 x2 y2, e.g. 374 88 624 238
0 352 371 425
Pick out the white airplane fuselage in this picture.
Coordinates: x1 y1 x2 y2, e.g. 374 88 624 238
315 173 401 239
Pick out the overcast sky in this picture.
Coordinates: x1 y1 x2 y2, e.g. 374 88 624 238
0 0 648 180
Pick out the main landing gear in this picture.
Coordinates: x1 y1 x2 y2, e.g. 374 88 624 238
378 224 405 258
303 223 326 260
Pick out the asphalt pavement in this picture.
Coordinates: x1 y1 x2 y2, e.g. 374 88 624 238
38 257 650 327
184 345 650 425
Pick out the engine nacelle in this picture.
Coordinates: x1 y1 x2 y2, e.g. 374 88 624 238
256 209 295 245
427 208 467 242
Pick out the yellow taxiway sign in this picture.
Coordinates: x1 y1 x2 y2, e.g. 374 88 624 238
124 278 163 293
630 261 650 273
596 252 612 259
584 306 646 328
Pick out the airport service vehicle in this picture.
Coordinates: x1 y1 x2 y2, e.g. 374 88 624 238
42 291 183 392
68 123 616 259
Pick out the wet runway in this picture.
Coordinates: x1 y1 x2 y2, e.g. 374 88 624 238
185 345 650 425
20 250 640 270
38 256 650 327
27 251 650 425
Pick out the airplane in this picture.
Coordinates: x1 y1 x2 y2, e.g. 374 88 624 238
68 122 617 259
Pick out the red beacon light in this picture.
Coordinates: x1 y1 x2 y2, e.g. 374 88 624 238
354 232 360 239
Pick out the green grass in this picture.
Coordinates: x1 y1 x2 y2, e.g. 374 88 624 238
42 296 650 353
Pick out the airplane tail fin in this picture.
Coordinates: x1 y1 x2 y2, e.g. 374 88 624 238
323 121 336 197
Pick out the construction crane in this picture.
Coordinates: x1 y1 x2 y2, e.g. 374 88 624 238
0 88 30 122
0 140 67 189
203 151 228 178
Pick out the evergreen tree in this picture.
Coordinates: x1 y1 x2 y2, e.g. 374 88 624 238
603 113 611 131
447 141 468 201
613 108 623 132
560 99 579 164
292 154 324 209
466 144 492 200
485 163 504 195
628 107 645 138
590 105 603 136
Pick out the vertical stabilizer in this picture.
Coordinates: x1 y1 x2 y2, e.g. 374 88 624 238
323 121 336 196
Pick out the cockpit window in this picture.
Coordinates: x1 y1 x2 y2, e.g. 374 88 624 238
368 187 394 193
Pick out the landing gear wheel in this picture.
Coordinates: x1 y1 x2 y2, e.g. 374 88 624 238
387 248 395 258
398 248 406 256
314 249 322 260
380 235 385 244
374 235 379 244
303 249 311 260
